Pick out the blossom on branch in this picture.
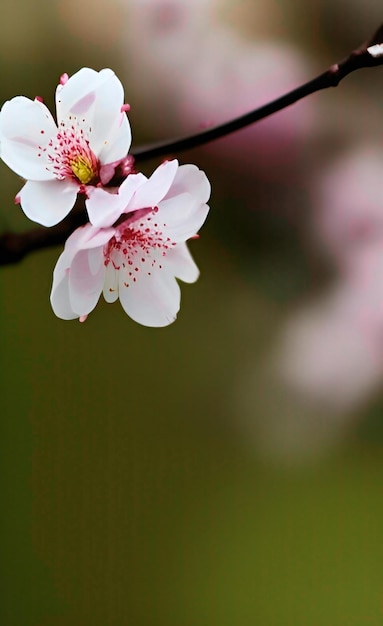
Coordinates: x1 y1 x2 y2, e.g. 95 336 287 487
50 159 210 326
0 68 132 226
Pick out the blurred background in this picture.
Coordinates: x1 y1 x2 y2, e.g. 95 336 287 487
1 0 383 624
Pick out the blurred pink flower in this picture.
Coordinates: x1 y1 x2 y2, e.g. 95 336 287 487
277 278 383 413
313 146 383 265
274 146 383 413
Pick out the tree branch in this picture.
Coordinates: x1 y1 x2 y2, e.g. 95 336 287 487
1 24 383 266
0 201 87 265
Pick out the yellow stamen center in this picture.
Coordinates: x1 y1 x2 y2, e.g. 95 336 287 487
70 156 96 184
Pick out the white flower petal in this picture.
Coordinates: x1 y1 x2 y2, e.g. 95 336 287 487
88 246 104 275
63 222 113 254
166 242 200 283
50 274 78 320
69 248 105 315
50 224 98 320
118 259 181 327
128 160 179 210
103 263 119 303
0 96 57 180
97 112 132 165
118 172 148 204
56 67 108 121
56 68 132 164
85 187 123 228
57 224 94 261
50 222 114 320
156 192 210 242
50 252 77 320
86 173 146 227
18 179 78 226
164 164 211 204
89 69 131 162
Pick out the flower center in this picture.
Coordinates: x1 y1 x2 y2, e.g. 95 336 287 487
70 154 96 184
104 209 176 289
39 117 99 184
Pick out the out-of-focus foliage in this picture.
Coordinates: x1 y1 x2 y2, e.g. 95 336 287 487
1 1 383 625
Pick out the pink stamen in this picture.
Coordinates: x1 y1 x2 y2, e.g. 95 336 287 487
120 103 131 113
14 195 21 205
104 209 175 278
35 96 44 103
45 124 99 183
60 73 69 85
79 314 88 323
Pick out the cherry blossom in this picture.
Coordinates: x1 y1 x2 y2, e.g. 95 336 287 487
273 146 383 416
50 159 210 326
0 67 132 226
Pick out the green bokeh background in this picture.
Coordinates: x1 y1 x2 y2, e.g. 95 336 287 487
1 1 383 624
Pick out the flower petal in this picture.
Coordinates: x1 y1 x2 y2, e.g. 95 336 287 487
165 242 200 283
79 226 116 250
60 222 114 257
68 248 105 316
156 192 210 242
89 69 132 162
0 97 58 180
18 179 78 226
56 67 107 120
50 248 78 320
126 163 210 242
50 270 78 320
56 68 132 164
86 173 147 227
85 188 122 228
163 164 211 204
50 224 113 320
128 160 179 211
118 257 181 327
97 112 132 165
103 263 119 303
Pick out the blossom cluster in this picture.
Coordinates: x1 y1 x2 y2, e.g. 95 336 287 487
0 68 210 326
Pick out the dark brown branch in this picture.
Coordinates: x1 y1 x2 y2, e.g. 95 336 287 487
0 203 87 265
1 24 383 266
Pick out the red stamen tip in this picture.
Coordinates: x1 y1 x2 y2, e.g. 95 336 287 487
121 103 131 113
35 96 44 103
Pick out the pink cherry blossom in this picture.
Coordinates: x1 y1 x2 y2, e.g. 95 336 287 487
50 160 210 326
274 146 383 415
0 68 132 227
312 146 383 266
276 282 383 414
